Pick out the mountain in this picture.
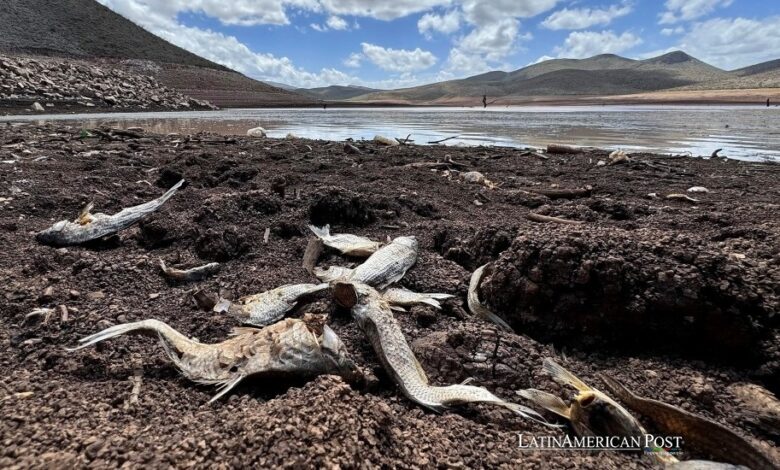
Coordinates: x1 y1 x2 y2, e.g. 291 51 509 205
353 51 734 104
733 59 780 77
0 0 312 107
299 85 383 101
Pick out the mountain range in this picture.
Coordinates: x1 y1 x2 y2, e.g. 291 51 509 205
1 0 778 107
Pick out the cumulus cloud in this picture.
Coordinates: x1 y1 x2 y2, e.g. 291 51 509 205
457 18 528 62
418 10 461 38
541 2 633 30
97 0 359 87
677 16 780 69
461 0 559 27
553 30 643 59
360 43 438 72
311 15 351 31
659 0 733 25
660 26 685 36
318 0 450 21
343 52 363 68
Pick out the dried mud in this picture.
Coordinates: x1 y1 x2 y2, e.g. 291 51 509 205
0 123 778 468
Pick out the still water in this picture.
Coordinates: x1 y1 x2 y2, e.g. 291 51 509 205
2 105 779 161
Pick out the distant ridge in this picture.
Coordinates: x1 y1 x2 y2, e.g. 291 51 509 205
352 51 735 104
299 85 383 101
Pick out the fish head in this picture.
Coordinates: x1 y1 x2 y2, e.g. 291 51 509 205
569 390 644 438
35 220 70 246
393 236 418 251
319 324 363 384
333 280 373 308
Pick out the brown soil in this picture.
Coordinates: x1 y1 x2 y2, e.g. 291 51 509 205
0 124 778 468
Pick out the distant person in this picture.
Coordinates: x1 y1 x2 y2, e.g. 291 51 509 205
482 94 487 109
768 98 771 107
323 103 327 110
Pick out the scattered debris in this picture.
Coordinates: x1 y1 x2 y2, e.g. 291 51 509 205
526 212 584 225
373 135 399 146
247 127 267 138
609 150 629 165
666 194 699 204
687 186 710 193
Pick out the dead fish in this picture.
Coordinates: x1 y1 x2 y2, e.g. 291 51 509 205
313 266 354 283
728 383 780 436
468 264 513 332
666 193 699 203
667 462 748 470
36 180 184 246
518 359 648 440
374 135 399 146
333 281 547 422
599 375 777 470
227 283 329 327
69 315 362 403
348 236 418 289
381 287 454 311
308 224 381 257
159 258 220 282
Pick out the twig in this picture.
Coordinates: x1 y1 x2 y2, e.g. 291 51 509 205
263 227 271 244
124 369 143 410
428 135 459 144
711 148 723 158
527 212 584 225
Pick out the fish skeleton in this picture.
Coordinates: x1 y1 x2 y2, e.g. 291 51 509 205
381 287 454 311
333 280 545 422
226 283 330 327
599 375 778 470
36 180 185 246
69 315 362 403
308 224 381 257
348 236 418 289
468 264 513 332
159 258 220 282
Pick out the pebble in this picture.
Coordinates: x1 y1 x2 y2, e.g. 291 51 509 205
86 291 105 300
247 126 267 138
687 186 709 193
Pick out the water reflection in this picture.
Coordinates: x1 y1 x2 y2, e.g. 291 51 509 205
2 106 778 161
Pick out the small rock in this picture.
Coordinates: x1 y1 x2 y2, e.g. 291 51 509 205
68 290 80 299
86 291 105 301
344 143 362 154
149 293 160 300
31 102 45 112
462 171 486 184
596 160 606 166
39 286 55 303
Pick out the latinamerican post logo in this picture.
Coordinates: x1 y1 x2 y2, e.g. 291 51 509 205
518 434 683 455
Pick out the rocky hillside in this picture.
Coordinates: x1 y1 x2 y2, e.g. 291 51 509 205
1 55 212 112
0 0 312 109
299 85 383 101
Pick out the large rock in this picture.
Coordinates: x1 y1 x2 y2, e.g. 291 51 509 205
480 225 778 362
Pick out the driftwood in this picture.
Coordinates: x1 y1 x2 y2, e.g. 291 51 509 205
525 187 592 200
666 194 699 204
546 144 581 154
404 156 467 170
427 136 459 144
711 148 723 158
526 213 584 225
303 237 324 275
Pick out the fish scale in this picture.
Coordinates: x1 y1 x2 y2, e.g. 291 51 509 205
349 236 418 289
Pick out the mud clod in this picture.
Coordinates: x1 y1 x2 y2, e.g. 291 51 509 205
308 186 376 227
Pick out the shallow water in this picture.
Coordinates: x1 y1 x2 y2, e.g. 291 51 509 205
3 105 779 161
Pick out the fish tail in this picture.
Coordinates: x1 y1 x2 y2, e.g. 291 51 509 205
543 358 591 392
157 179 185 205
502 401 562 428
484 310 514 332
418 298 443 309
67 319 195 354
427 293 455 300
208 374 246 404
308 224 331 239
517 389 570 419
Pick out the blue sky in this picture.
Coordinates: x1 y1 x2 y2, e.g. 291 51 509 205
98 1 780 89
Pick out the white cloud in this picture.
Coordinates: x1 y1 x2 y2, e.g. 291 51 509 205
461 0 559 27
343 52 363 68
311 14 351 31
677 16 780 69
457 18 528 62
541 2 633 30
660 26 685 36
554 30 643 59
418 10 461 38
529 55 555 65
360 43 438 72
97 0 359 88
659 0 732 25
318 0 451 21
442 48 492 76
326 15 349 30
